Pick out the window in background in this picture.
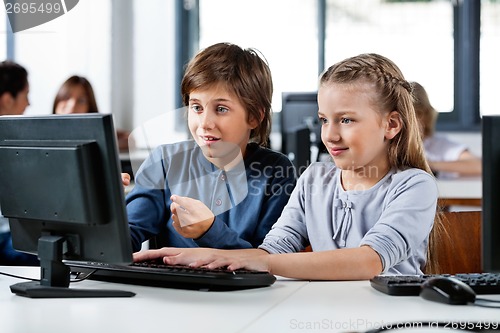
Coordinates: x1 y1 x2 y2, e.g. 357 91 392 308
12 1 111 118
480 0 500 116
131 0 181 149
199 0 487 131
325 0 454 115
198 0 319 114
0 8 7 59
8 0 181 153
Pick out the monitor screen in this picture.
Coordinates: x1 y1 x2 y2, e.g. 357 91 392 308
0 114 134 298
482 115 500 273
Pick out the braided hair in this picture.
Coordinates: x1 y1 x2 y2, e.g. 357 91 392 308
320 53 428 174
320 53 444 274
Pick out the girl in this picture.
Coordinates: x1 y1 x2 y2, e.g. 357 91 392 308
126 43 296 252
53 75 98 115
134 53 442 280
52 75 130 150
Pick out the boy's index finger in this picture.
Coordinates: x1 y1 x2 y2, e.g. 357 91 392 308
170 195 188 211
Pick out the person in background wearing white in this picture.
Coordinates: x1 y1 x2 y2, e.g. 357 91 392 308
412 81 481 179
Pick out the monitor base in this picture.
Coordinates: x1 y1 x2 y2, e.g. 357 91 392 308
10 281 135 298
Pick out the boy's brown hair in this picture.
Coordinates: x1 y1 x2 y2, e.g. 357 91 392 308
181 42 273 146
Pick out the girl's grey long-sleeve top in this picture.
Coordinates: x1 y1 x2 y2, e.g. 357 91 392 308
259 163 438 275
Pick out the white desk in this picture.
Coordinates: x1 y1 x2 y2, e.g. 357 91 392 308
436 177 482 210
436 177 482 200
1 267 499 333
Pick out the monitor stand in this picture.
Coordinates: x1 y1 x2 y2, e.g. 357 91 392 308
10 235 135 298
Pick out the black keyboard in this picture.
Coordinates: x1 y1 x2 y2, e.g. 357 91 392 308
67 260 276 291
370 273 500 296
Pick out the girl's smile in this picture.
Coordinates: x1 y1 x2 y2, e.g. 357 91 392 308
328 146 348 157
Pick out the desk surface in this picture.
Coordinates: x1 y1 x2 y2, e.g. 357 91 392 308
436 177 481 199
1 267 499 333
436 177 482 210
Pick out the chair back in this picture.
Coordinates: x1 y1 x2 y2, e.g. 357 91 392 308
424 210 482 275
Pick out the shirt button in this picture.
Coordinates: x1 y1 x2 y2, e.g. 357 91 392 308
220 174 226 181
215 199 222 206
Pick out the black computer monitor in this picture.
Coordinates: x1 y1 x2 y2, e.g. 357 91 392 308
280 92 325 172
0 114 134 298
482 115 500 273
284 125 311 175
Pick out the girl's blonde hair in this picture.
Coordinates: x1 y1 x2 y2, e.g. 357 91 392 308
320 53 443 273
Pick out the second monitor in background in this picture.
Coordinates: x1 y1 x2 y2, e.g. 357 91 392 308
284 125 311 175
280 92 325 173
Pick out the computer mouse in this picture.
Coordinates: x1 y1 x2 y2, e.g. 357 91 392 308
420 276 476 305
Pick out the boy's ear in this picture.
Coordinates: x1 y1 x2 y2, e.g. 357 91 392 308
248 108 265 129
0 92 14 110
384 111 402 140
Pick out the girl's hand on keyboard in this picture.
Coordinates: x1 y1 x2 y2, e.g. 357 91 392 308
132 247 269 271
174 248 271 273
203 253 271 273
133 247 218 266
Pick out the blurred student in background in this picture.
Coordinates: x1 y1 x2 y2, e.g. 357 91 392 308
53 75 98 115
0 61 30 116
412 81 481 178
53 75 131 151
0 60 39 265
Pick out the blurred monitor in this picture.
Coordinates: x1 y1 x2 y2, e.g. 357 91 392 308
481 115 500 273
280 92 324 171
0 114 134 298
284 125 311 175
